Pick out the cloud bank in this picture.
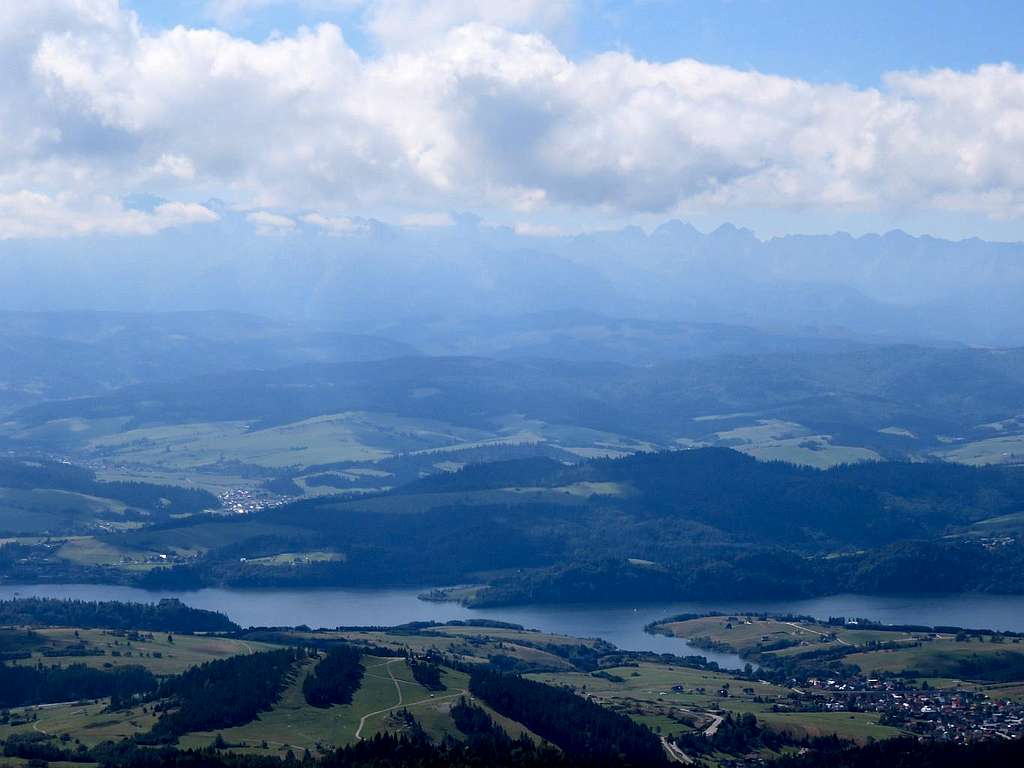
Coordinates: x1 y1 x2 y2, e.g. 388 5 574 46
3 1 1024 238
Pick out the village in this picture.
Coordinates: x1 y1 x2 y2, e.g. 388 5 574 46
786 675 1024 743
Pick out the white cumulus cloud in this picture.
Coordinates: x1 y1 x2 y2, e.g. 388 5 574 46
2 2 1024 238
400 212 455 228
302 212 364 234
0 191 217 239
247 210 298 234
150 154 196 181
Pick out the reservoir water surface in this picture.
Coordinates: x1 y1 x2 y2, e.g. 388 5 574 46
6 584 1024 670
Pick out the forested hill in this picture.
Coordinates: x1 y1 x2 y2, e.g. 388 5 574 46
10 345 1024 455
0 597 238 633
0 457 218 516
397 449 1024 548
3 449 1021 601
82 448 1024 603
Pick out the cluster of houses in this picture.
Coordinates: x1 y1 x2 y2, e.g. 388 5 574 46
218 486 290 514
790 676 1024 742
979 534 1017 551
885 690 1023 742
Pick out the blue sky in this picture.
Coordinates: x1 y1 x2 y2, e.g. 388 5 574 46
126 1 1024 87
578 1 1024 86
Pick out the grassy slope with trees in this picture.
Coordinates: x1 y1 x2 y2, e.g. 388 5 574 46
6 601 1024 767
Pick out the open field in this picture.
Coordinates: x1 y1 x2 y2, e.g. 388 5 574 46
934 433 1024 466
652 615 1024 681
0 487 134 535
2 644 485 756
527 661 905 750
504 480 633 497
529 661 790 705
984 681 1024 701
0 699 159 748
113 520 304 557
357 661 471 743
960 511 1024 538
844 638 1024 679
7 410 672 500
709 419 881 468
0 630 278 749
755 711 904 743
652 615 924 657
1 624 689 756
528 662 792 737
297 625 598 671
70 412 577 475
85 418 390 470
95 467 261 495
6 627 278 676
735 439 881 469
178 656 472 757
247 551 346 566
5 412 517 493
56 537 160 567
4 417 130 450
427 625 604 647
651 613 1024 709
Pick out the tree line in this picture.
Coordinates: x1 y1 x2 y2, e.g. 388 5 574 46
468 667 668 766
146 648 303 741
408 658 446 691
0 457 218 515
302 647 363 708
0 661 157 708
0 597 238 633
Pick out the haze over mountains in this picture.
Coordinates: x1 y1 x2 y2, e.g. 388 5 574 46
0 310 414 412
4 213 1024 347
3 198 1024 605
4 215 1024 485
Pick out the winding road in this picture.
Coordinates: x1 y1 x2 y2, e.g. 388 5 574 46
354 658 466 740
658 707 725 763
662 736 693 764
784 621 851 646
355 659 404 740
703 712 725 736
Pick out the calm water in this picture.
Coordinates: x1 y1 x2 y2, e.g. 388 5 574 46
6 584 1024 670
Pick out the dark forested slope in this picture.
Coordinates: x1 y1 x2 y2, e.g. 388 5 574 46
0 597 238 633
57 448 1024 603
0 457 218 517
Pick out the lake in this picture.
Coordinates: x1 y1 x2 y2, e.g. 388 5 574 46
6 584 1024 670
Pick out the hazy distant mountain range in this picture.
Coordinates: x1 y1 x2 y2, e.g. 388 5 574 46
3 228 1024 604
4 326 1023 480
0 311 414 413
0 308 897 412
3 217 1023 485
3 213 1023 346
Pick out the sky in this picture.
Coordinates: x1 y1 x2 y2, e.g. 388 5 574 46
3 0 1024 241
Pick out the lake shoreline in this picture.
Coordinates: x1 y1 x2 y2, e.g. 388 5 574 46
6 583 1024 671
